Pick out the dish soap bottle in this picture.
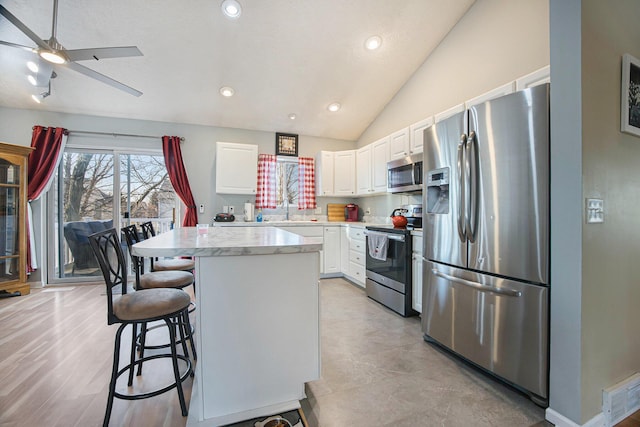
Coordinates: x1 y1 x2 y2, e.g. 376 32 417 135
256 210 263 222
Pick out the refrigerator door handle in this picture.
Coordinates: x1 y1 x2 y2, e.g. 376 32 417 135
431 269 522 297
457 134 467 242
465 131 478 242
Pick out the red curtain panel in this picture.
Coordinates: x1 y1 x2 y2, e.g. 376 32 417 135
297 156 317 210
27 125 68 272
256 154 277 209
162 136 197 227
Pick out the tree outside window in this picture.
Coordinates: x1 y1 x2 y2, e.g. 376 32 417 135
276 160 298 206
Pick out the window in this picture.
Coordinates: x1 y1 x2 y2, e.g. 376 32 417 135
276 158 298 206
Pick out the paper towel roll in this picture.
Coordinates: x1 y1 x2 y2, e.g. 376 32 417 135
244 202 254 222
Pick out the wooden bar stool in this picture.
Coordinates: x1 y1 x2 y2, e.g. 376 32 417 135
88 228 192 427
140 221 195 272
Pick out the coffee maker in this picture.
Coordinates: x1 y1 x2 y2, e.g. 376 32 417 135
345 204 359 222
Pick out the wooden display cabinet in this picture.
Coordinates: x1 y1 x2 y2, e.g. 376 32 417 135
0 142 33 296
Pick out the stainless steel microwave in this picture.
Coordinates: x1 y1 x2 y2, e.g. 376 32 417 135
387 153 423 193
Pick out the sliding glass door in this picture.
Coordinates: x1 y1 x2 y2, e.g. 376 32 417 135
47 147 179 283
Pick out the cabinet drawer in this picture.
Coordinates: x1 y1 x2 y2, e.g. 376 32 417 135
350 239 365 253
349 249 365 266
348 227 365 241
349 261 365 284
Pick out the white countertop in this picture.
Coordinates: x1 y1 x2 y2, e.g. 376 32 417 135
131 226 322 258
212 220 372 227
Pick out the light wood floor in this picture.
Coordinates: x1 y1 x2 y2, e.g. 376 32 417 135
0 284 194 427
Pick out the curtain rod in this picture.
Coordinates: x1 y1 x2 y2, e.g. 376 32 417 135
33 127 184 141
69 130 184 141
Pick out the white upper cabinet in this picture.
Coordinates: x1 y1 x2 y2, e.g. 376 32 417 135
215 142 258 194
465 82 515 109
409 117 433 155
333 150 356 196
316 151 335 196
516 65 550 91
389 127 410 160
356 145 372 195
371 137 389 193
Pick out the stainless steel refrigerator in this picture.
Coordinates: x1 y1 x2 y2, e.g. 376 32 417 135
422 83 549 406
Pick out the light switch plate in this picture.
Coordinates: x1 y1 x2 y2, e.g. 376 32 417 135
586 198 604 223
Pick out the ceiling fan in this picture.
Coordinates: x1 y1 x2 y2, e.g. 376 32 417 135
0 0 143 97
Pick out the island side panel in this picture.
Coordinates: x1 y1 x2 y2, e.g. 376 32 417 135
195 251 320 421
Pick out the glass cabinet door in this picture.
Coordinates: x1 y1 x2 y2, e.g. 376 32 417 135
0 158 21 284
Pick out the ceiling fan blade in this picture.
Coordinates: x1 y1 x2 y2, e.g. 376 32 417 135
0 40 36 52
64 61 142 97
65 46 143 62
0 5 50 51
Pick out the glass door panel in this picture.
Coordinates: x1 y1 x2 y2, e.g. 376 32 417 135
52 151 115 280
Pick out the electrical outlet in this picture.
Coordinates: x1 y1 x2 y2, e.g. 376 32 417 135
365 207 372 215
223 206 229 213
586 198 604 223
199 204 205 214
228 206 235 214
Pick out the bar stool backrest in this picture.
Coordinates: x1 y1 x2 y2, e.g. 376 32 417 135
141 221 156 239
121 224 146 286
88 228 128 325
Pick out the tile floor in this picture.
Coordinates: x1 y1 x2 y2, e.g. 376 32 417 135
302 278 551 427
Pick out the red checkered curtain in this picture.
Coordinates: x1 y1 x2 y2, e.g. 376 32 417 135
256 154 276 209
297 156 317 210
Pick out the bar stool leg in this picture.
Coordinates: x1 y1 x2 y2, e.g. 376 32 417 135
183 312 197 361
104 323 126 427
166 317 188 416
137 322 147 377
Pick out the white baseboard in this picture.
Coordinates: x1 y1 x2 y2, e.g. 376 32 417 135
546 408 605 427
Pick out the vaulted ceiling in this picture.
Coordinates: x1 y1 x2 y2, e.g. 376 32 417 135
0 0 475 141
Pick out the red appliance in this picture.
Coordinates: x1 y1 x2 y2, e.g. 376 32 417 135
345 204 359 222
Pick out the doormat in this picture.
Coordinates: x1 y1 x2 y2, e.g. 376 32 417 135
222 408 307 427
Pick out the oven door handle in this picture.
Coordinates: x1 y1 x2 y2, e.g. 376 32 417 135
364 231 405 242
431 269 522 297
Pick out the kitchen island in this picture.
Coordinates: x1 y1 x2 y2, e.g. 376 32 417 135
132 226 322 426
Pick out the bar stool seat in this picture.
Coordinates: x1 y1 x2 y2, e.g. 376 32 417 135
139 270 194 290
151 258 195 272
113 288 190 320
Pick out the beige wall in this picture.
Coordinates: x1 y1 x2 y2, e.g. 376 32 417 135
581 0 640 420
357 0 550 146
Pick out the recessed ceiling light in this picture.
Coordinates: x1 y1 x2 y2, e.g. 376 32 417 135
327 103 341 112
221 0 242 19
27 61 39 73
365 35 382 51
288 113 297 120
220 86 235 97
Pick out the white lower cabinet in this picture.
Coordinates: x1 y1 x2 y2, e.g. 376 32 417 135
344 225 366 287
278 226 325 273
323 226 341 275
412 234 423 313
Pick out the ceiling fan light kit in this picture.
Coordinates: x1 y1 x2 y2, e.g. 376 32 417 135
0 0 144 99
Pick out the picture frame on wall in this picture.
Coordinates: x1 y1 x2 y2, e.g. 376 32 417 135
275 132 298 156
621 53 640 137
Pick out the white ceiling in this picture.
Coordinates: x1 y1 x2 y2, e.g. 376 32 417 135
0 0 475 141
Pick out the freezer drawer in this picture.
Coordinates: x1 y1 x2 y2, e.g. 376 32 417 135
422 261 548 401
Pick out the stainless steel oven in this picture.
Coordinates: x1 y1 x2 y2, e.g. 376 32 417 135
364 226 417 317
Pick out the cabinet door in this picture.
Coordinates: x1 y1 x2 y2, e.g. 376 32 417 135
333 150 355 196
389 128 410 160
323 226 341 274
371 137 389 193
412 235 423 313
316 151 335 196
409 117 433 155
215 142 258 194
356 145 372 195
340 226 349 274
